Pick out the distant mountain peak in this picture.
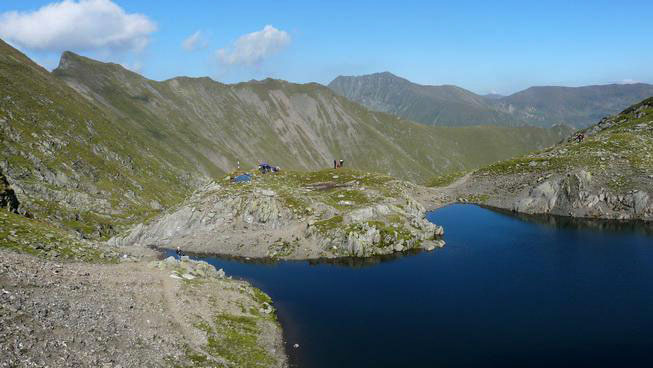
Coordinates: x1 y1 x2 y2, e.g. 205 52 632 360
58 51 98 68
328 72 653 128
55 51 134 77
370 71 401 79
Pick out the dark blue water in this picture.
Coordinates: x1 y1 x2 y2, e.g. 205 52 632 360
176 205 653 367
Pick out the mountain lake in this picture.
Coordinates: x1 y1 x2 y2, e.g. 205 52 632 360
168 204 653 367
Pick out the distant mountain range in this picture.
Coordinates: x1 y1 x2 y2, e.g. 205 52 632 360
0 39 568 237
328 72 653 128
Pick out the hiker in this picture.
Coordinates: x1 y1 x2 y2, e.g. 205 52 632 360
576 133 584 143
175 247 184 258
339 159 344 168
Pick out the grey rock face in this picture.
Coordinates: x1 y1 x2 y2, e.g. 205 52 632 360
632 191 649 215
504 169 652 220
514 180 559 213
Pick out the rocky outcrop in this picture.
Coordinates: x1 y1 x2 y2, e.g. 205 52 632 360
509 170 652 220
109 170 446 259
109 182 296 248
307 200 444 258
151 255 227 280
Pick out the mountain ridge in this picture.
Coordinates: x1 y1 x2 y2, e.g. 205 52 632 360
329 71 514 127
53 50 569 181
329 72 653 128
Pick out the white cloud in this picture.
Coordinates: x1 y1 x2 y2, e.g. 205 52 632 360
216 25 290 66
0 0 156 53
182 30 207 52
619 79 641 85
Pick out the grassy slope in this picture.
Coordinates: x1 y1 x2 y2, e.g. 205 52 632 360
0 40 193 238
216 168 401 212
0 210 117 262
477 97 653 191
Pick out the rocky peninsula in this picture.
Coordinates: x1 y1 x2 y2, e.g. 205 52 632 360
109 169 445 259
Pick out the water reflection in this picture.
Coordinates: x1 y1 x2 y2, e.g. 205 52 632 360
483 205 653 236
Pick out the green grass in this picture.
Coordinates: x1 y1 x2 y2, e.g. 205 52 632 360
0 211 117 263
0 40 196 239
425 170 466 187
206 314 276 367
179 312 277 368
213 168 404 215
313 215 344 233
475 98 653 193
251 287 273 305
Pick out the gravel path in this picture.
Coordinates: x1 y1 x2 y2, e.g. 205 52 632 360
0 249 287 367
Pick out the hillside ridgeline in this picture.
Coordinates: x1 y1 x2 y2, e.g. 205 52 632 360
445 98 653 221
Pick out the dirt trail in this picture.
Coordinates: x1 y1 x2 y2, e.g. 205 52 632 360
442 173 472 191
160 274 201 348
416 173 474 211
0 249 288 367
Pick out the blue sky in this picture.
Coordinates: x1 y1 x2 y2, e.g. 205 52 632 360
1 0 651 95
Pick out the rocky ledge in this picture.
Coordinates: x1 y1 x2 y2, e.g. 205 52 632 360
109 169 445 259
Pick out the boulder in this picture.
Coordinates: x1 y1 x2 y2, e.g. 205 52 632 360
344 204 392 223
632 191 649 214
